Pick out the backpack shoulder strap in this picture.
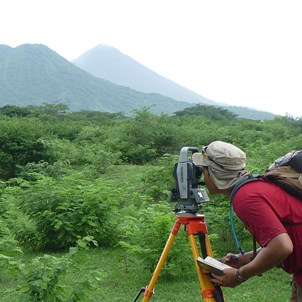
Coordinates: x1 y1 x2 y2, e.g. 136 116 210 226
230 174 262 201
229 173 262 256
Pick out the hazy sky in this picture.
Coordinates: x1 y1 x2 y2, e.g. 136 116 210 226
1 0 301 117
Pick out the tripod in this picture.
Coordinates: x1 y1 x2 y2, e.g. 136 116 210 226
133 212 226 302
134 146 226 301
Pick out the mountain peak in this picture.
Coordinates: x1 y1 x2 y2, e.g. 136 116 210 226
72 44 218 106
75 43 122 59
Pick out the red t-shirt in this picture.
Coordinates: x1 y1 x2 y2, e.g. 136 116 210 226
232 179 302 286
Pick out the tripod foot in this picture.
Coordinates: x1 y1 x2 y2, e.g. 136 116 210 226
133 286 154 302
133 287 146 302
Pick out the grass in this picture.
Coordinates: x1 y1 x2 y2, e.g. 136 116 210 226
0 248 292 301
98 251 291 302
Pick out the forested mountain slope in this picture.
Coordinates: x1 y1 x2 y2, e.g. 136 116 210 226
0 44 192 115
0 44 275 119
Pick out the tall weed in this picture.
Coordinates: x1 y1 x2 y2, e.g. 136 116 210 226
118 201 194 278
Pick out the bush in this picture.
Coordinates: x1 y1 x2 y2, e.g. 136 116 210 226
0 117 57 180
11 236 104 302
16 175 121 251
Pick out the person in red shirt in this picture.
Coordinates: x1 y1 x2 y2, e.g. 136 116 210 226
192 141 302 301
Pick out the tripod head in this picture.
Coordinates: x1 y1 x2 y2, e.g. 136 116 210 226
168 147 210 214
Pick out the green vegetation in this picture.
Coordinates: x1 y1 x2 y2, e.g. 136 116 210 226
0 103 301 301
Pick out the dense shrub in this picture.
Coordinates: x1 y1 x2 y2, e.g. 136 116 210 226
15 175 121 251
0 117 56 180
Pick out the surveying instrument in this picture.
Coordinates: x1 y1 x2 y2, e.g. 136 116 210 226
134 147 226 302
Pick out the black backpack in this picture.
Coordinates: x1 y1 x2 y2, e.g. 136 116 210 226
230 150 302 256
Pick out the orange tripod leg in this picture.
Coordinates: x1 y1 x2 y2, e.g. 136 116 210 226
142 219 181 301
182 215 225 302
141 215 226 302
188 234 219 301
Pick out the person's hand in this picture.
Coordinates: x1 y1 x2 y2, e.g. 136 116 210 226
210 268 240 288
219 253 241 269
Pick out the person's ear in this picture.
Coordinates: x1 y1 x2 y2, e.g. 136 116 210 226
202 166 209 176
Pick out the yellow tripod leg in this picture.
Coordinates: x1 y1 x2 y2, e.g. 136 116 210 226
140 215 225 301
188 233 223 301
142 220 181 301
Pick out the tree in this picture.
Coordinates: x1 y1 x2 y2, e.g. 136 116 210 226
0 105 33 117
174 104 238 121
0 117 56 180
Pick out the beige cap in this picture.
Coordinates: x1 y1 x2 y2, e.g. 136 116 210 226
192 141 249 189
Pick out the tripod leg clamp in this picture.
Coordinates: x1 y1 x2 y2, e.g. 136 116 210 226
143 286 154 298
202 289 215 298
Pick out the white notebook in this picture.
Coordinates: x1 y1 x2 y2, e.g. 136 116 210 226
196 256 231 276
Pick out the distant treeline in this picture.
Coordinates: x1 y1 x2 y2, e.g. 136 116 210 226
0 102 301 180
